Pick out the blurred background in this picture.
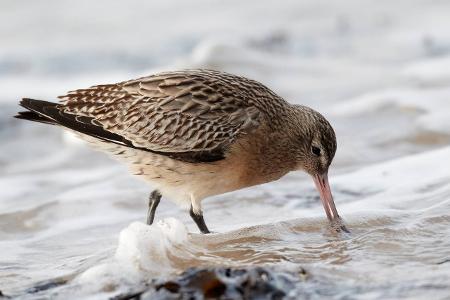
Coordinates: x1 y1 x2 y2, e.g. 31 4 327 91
1 0 450 298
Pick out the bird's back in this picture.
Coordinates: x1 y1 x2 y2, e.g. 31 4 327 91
54 69 288 163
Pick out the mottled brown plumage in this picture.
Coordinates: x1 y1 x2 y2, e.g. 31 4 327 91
16 69 345 233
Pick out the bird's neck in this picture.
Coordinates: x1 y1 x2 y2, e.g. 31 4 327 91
228 122 299 187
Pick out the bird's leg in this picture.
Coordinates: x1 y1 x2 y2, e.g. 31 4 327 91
147 190 162 225
189 206 210 234
189 197 210 234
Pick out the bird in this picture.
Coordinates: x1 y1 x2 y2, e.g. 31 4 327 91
15 69 346 234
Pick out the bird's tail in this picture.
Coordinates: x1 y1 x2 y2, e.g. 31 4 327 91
15 98 138 149
15 98 60 125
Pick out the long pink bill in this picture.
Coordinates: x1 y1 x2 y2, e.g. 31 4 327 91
313 172 349 233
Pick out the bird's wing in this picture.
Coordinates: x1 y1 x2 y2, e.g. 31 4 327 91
58 70 274 162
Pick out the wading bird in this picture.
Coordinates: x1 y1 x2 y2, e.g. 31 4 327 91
16 69 346 233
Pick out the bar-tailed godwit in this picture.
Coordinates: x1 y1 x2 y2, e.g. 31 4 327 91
16 69 345 233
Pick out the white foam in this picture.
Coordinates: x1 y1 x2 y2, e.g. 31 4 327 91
115 219 189 274
75 219 193 292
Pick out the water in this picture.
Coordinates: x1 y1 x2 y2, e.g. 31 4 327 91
1 0 450 298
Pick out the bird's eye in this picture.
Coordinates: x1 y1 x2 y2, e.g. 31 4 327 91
311 146 321 156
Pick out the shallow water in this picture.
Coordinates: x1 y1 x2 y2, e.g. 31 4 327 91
1 0 450 299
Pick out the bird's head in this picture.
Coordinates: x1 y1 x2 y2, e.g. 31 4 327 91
290 105 346 230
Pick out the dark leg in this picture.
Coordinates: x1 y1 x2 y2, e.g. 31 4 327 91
147 190 162 225
189 206 210 234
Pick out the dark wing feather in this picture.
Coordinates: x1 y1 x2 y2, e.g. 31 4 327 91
15 110 55 125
